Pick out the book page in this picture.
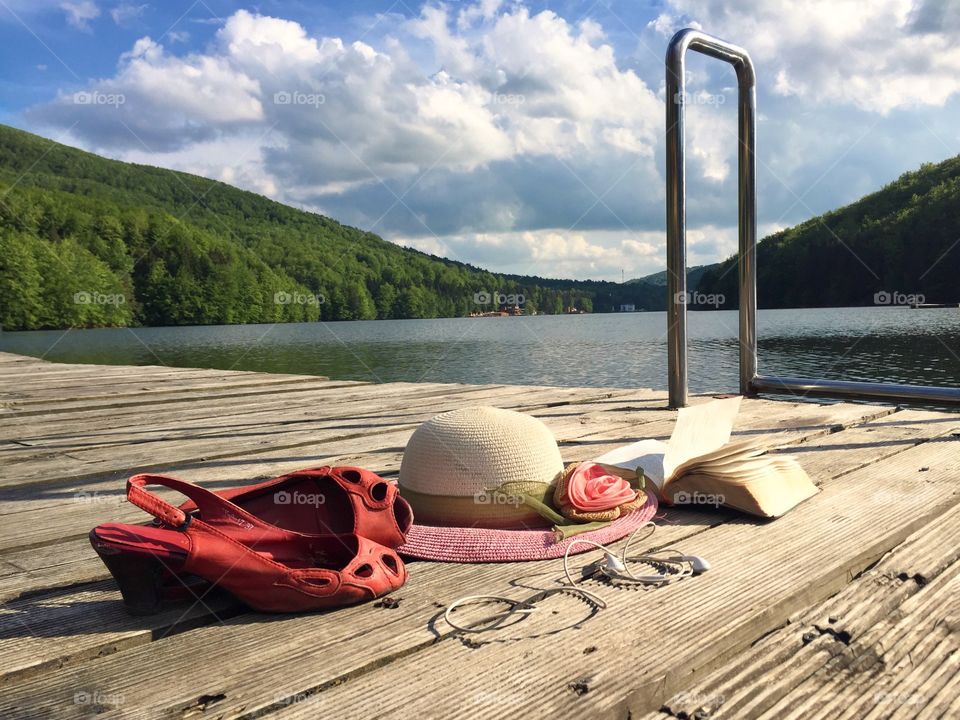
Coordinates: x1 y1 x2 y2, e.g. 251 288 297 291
662 395 742 481
669 439 767 477
592 396 743 491
593 438 668 489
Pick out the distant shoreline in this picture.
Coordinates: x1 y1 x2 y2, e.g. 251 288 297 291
3 303 959 336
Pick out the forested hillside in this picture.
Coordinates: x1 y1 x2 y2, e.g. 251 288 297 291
0 125 660 330
5 124 955 330
696 157 960 307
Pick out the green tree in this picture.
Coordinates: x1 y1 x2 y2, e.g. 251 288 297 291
0 230 44 330
396 286 430 319
345 279 377 320
375 282 397 319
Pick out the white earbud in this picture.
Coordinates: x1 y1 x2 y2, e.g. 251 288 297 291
602 552 627 574
681 555 710 574
563 522 710 589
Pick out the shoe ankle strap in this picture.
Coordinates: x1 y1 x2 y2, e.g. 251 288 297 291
127 473 237 529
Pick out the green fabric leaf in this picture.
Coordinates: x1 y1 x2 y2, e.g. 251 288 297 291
490 481 566 524
489 480 615 540
553 520 615 539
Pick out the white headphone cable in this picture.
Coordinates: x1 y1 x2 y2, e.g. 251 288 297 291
444 523 708 633
563 521 709 588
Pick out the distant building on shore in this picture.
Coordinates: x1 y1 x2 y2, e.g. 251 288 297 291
619 303 636 312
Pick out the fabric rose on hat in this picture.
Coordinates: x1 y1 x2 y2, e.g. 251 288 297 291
554 462 645 522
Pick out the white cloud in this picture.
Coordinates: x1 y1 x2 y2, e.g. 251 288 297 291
31 6 662 180
117 133 279 198
24 1 960 282
29 35 264 151
398 228 667 281
18 2 777 279
457 0 505 30
61 0 99 31
110 3 146 26
647 12 699 36
663 0 960 114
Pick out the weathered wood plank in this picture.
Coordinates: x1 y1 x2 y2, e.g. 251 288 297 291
0 365 265 388
2 409 953 718
0 510 722 710
659 501 960 719
0 400 665 563
776 408 960 480
0 352 38 363
0 381 522 450
0 583 239 687
0 375 352 417
0 386 576 486
0 382 513 442
254 433 960 720
0 351 956 720
4 378 645 449
0 393 889 552
0 385 651 492
0 541 104 603
753 569 960 720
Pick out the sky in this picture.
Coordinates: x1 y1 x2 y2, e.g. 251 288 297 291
2 0 960 282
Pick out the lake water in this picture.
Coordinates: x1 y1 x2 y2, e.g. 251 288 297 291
2 307 959 395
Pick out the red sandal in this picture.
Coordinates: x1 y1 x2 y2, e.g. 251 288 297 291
176 466 413 549
90 473 407 615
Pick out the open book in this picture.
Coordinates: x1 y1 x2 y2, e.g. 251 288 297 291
594 396 817 518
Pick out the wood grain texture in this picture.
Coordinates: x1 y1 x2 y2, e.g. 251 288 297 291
660 502 960 719
0 351 957 720
257 436 960 720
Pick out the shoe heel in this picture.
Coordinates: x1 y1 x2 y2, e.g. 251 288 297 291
95 549 167 616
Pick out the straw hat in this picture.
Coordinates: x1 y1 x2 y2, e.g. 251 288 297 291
397 406 658 562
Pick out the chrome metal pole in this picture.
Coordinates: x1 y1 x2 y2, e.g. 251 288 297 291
737 69 758 397
664 28 960 408
665 36 687 409
750 375 960 406
665 29 756 407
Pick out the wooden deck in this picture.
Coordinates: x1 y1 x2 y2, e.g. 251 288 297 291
0 350 958 719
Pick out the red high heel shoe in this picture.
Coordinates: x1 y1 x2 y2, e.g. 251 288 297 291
177 466 413 549
90 474 407 615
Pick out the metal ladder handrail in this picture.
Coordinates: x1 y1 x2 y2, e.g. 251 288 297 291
664 28 960 408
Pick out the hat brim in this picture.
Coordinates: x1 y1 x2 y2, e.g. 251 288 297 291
396 487 658 563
